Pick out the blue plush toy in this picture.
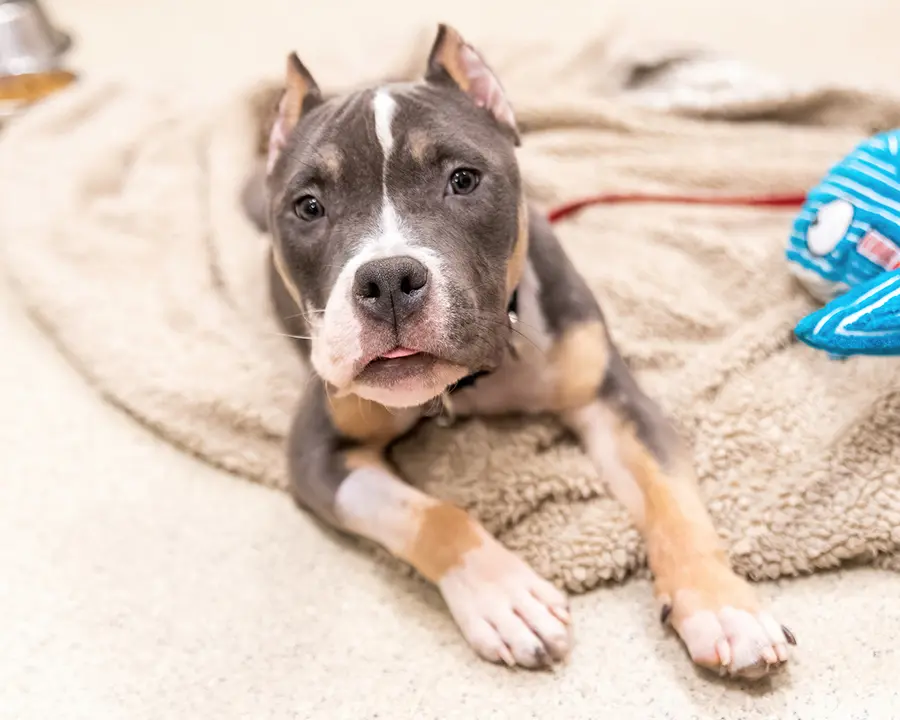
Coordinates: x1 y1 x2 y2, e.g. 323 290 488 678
787 129 900 356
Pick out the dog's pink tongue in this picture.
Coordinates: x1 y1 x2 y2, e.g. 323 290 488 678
381 347 418 359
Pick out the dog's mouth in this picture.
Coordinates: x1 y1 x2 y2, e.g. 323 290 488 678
356 348 441 387
380 347 420 360
352 345 475 407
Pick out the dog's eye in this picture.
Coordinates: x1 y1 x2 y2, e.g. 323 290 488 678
448 168 480 196
293 195 325 221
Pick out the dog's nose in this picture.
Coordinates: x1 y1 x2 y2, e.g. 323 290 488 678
353 256 429 324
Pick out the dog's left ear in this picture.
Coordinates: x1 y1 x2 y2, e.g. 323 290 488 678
425 24 519 146
267 53 323 174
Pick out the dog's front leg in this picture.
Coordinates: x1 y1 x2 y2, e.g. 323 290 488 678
562 349 795 679
289 382 571 668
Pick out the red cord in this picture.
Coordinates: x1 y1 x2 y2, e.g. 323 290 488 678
546 192 807 224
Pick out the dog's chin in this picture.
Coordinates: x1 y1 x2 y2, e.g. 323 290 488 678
351 353 469 408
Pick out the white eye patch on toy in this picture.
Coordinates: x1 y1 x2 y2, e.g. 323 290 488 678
806 199 854 256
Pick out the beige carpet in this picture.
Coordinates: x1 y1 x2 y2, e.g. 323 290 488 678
4 1 900 718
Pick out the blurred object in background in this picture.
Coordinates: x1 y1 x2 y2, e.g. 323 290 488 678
0 0 74 119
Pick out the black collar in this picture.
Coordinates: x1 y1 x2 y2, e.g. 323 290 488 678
447 289 518 394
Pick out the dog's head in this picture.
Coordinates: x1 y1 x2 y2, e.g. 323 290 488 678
266 25 527 408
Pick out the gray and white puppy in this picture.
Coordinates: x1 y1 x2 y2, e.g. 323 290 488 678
243 24 795 678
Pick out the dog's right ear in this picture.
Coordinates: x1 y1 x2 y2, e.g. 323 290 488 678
267 53 323 174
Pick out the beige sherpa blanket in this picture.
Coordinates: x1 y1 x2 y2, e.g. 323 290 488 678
3 27 900 593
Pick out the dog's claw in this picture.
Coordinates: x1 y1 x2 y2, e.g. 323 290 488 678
782 625 797 646
660 603 672 625
498 645 516 667
715 638 732 670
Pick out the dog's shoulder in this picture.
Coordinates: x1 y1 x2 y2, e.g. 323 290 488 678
525 206 605 335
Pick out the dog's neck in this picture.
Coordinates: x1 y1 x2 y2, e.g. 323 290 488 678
446 289 520 395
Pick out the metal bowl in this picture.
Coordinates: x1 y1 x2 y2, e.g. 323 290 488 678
0 0 73 117
0 0 71 77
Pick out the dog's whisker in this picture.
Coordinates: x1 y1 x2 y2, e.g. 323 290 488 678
283 309 325 320
271 331 314 341
465 317 545 357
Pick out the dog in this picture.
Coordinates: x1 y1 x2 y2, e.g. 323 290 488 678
242 24 796 678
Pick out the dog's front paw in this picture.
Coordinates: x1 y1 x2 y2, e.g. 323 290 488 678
438 537 572 668
661 560 795 680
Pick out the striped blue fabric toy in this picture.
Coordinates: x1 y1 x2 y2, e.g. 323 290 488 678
787 129 900 356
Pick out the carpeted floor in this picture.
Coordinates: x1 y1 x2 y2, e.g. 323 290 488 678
3 1 900 718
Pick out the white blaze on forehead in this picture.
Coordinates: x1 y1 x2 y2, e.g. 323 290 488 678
377 201 408 254
373 90 397 163
369 87 415 256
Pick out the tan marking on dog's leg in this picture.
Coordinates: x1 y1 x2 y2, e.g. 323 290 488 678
334 460 431 564
326 393 420 446
550 321 608 410
565 401 791 679
336 459 480 582
407 504 482 582
334 460 571 668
